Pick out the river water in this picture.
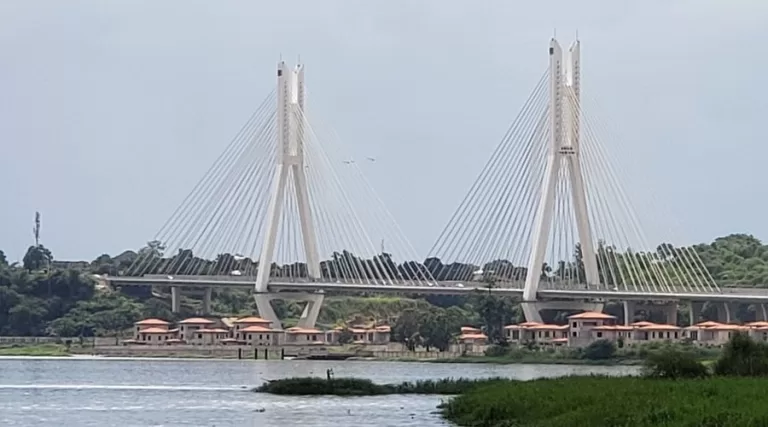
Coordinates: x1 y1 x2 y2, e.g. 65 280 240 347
0 356 638 426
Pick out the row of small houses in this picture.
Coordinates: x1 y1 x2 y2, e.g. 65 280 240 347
126 316 391 346
457 311 768 348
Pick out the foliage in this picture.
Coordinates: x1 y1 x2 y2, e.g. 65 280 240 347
22 245 52 271
441 376 768 427
255 376 506 396
337 328 354 345
713 332 768 376
642 347 710 379
583 339 617 360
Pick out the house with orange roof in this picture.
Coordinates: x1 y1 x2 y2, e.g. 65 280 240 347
631 323 682 342
685 321 748 345
284 327 324 345
179 317 217 344
504 323 569 345
237 325 281 346
135 327 177 344
457 331 488 345
326 325 392 345
568 311 618 347
133 318 170 339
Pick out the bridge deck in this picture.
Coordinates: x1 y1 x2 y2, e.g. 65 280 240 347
101 275 768 304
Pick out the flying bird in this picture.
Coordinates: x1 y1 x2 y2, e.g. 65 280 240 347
366 157 376 162
343 160 355 164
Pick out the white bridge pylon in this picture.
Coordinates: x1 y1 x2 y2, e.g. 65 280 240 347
255 62 319 293
522 39 599 321
123 59 433 329
427 38 719 322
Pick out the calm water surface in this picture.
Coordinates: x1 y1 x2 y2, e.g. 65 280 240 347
0 356 638 426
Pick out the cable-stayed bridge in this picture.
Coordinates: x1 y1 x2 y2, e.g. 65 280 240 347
105 39 768 328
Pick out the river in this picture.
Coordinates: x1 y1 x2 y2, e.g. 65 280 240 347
0 356 638 426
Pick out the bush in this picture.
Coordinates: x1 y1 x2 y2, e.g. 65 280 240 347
441 376 768 427
583 339 616 360
483 344 508 357
714 333 768 377
642 347 709 379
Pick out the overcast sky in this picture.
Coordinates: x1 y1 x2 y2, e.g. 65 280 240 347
1 0 767 262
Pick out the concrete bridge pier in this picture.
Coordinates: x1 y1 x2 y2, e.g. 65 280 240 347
689 302 705 326
714 302 740 323
171 286 181 313
623 301 637 325
658 303 678 326
202 288 212 314
254 292 325 331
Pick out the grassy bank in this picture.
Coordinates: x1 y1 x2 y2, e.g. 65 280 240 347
254 377 506 396
441 375 768 426
0 344 71 357
424 355 643 365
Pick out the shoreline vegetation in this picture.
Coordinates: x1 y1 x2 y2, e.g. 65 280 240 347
256 334 768 426
254 377 504 396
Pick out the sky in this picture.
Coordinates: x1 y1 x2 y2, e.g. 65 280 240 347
1 0 767 263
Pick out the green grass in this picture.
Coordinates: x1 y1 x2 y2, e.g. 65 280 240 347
0 344 71 357
441 375 768 426
254 376 506 396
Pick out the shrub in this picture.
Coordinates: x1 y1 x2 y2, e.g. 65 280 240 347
583 339 616 360
483 344 508 357
642 347 709 379
714 333 768 377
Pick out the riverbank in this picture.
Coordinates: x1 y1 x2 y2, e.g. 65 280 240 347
0 344 71 357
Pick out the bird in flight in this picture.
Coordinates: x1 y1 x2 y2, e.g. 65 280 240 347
343 160 355 164
366 157 376 162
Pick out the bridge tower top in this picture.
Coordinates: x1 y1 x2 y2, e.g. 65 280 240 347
256 61 321 294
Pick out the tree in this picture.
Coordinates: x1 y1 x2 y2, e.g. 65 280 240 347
22 245 52 271
337 327 354 345
0 250 7 266
583 339 616 360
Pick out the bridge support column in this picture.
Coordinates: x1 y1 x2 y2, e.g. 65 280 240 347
254 292 325 331
755 304 768 321
623 301 637 326
689 302 704 326
659 303 678 326
716 302 740 323
521 301 604 323
171 286 181 313
202 288 212 314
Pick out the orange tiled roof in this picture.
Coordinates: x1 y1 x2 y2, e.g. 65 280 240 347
179 317 215 325
240 325 274 333
198 328 230 334
459 333 488 340
630 321 656 327
709 324 750 331
527 324 569 330
460 326 482 333
568 311 616 320
233 316 271 324
593 325 634 331
375 325 391 331
636 324 681 331
135 318 170 326
692 321 724 328
286 327 322 334
138 327 171 334
746 321 768 328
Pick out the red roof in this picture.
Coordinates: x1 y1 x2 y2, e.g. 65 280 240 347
568 311 616 320
240 325 275 333
233 316 271 324
179 317 215 325
135 318 170 326
138 327 171 334
286 327 322 334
